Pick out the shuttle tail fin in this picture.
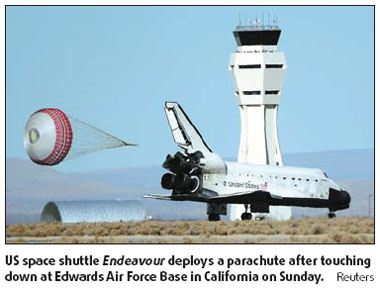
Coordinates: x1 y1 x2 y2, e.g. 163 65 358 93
164 102 212 155
164 102 226 174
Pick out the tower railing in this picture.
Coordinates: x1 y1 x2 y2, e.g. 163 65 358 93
235 24 280 31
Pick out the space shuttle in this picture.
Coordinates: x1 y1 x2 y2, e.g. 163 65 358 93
144 102 351 221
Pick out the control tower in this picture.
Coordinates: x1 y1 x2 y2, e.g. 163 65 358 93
228 20 291 220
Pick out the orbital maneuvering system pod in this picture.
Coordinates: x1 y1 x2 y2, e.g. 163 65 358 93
228 18 291 220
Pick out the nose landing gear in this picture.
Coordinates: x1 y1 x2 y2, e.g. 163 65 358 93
328 212 336 219
241 204 253 220
241 212 252 220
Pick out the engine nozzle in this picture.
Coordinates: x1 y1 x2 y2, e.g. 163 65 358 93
174 173 200 193
169 157 195 174
161 173 175 190
162 154 174 169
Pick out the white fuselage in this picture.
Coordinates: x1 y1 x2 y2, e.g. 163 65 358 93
203 162 343 200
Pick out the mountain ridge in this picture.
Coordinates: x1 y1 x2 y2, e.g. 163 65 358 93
6 149 374 224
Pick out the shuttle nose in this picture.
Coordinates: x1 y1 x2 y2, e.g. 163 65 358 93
340 190 351 204
329 188 351 211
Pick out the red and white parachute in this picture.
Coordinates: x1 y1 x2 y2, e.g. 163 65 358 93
24 108 134 165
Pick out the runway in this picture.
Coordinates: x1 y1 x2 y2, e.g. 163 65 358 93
6 217 374 244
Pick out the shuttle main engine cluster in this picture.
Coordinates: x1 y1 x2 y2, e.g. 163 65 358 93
160 151 203 195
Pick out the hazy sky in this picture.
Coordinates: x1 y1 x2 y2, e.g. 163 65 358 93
6 6 374 172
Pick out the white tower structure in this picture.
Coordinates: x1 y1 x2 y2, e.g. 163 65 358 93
228 20 291 220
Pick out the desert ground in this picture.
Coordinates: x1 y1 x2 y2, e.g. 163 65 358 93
6 217 374 244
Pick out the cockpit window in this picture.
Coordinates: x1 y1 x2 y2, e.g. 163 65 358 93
323 172 328 178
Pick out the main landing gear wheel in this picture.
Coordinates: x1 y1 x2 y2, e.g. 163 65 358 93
208 214 220 221
241 212 252 220
328 212 336 219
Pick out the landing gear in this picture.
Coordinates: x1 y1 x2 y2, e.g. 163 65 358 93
241 204 252 220
328 212 336 219
207 203 226 221
241 212 252 220
208 214 220 221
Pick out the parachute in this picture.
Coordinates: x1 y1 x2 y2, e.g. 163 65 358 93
24 108 135 165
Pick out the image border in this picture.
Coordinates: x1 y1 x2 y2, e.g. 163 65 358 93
4 4 376 245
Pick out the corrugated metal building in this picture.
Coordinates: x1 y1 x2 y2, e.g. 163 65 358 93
40 200 149 223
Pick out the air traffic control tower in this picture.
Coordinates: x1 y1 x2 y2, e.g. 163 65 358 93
228 20 291 220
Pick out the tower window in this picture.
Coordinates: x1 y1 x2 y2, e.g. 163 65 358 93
266 64 283 68
265 90 280 95
243 91 260 95
239 64 261 69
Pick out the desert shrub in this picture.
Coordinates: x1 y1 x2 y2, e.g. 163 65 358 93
5 217 375 244
312 225 326 235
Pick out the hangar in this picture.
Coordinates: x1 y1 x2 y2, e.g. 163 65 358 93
40 200 149 223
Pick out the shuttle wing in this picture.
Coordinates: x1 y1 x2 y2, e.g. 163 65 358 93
143 190 279 203
142 194 173 201
142 194 211 202
207 190 278 203
165 102 213 154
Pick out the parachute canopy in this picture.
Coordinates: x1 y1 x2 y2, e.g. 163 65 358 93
24 108 134 165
